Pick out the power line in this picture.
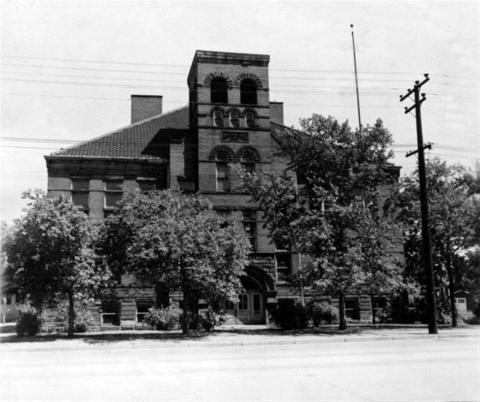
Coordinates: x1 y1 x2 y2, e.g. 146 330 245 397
2 61 476 85
4 70 472 91
2 55 474 81
5 93 129 102
1 136 80 144
2 78 471 100
1 62 186 76
3 92 473 112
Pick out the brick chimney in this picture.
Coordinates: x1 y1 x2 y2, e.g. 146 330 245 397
131 95 163 124
270 101 284 125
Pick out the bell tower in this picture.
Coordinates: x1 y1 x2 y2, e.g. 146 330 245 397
186 50 271 192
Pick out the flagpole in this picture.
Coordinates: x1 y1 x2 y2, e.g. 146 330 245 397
351 24 362 133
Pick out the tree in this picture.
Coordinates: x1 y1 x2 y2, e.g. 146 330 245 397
387 158 476 326
242 115 403 329
98 190 251 333
4 191 111 336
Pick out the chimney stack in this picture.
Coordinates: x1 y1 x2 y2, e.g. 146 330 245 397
270 101 284 125
131 95 163 124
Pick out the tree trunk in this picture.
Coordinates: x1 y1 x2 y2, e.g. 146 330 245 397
371 294 376 325
338 291 347 330
446 252 458 327
181 289 191 334
67 291 75 338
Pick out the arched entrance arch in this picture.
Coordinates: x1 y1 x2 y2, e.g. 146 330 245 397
226 266 274 324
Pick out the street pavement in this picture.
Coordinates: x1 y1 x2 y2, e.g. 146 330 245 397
1 327 479 401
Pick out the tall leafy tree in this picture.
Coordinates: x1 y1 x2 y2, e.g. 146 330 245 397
387 158 476 326
242 115 402 329
98 190 251 333
4 191 111 336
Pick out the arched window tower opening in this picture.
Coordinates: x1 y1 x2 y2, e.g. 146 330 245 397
211 77 228 104
212 109 224 127
245 110 255 128
240 78 258 105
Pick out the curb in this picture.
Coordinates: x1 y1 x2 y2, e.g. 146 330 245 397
1 328 479 352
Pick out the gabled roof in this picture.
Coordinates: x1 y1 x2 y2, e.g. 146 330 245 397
48 106 189 160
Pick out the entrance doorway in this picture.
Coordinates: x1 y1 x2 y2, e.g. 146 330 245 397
237 291 264 324
226 276 266 324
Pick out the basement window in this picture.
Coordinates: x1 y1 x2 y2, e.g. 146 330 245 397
136 300 154 323
345 298 360 320
138 179 157 193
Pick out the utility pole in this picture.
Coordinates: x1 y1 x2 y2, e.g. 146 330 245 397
400 74 438 334
350 24 362 133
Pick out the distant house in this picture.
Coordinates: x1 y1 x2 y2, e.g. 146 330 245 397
45 50 400 328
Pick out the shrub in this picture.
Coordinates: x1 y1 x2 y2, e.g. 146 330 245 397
197 308 226 332
473 302 480 318
16 304 42 336
271 299 308 330
51 300 98 333
307 301 338 326
374 307 391 324
390 295 426 324
465 315 480 325
143 305 182 330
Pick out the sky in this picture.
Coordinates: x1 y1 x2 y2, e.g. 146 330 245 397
1 0 479 223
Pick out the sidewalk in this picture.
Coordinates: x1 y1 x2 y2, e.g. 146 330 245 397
1 324 479 351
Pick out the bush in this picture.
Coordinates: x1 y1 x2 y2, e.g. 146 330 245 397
271 299 308 330
16 304 42 336
197 308 226 332
390 295 426 324
307 301 338 326
473 302 480 318
374 307 391 324
143 305 182 330
51 300 98 333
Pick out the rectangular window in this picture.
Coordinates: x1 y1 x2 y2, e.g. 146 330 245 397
216 163 230 192
71 179 89 210
138 180 156 192
136 300 154 323
104 180 123 208
372 296 386 317
276 253 291 282
101 299 120 326
345 298 360 320
242 210 257 251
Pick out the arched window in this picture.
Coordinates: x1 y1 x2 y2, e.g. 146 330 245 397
229 109 240 128
244 110 255 128
212 109 224 127
211 77 228 104
238 146 260 174
209 146 234 192
240 78 258 105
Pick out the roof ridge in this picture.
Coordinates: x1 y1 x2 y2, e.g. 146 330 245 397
53 105 188 155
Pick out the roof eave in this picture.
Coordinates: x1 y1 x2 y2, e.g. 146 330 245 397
45 155 168 164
